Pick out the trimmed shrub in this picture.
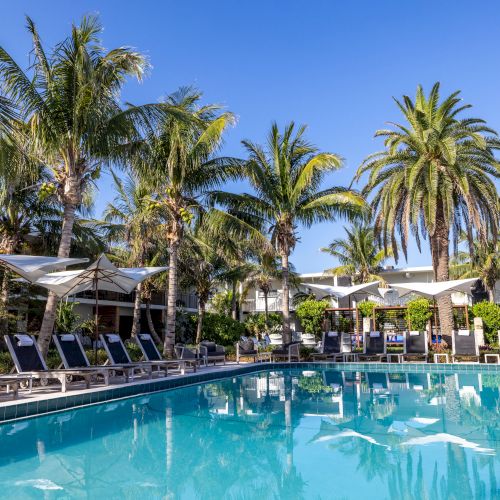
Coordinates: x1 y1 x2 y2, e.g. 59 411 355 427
357 301 377 318
295 300 329 338
406 298 432 331
471 301 500 345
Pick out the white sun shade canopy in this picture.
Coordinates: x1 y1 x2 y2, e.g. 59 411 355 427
301 281 382 299
34 254 168 297
389 278 478 300
0 255 89 282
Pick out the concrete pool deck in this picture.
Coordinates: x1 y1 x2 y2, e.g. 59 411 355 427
0 360 498 423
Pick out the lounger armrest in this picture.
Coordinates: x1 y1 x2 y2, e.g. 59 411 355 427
215 345 225 354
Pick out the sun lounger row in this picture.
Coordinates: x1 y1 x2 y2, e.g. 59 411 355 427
3 333 198 394
311 329 495 363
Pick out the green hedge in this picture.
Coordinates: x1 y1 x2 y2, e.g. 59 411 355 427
295 300 329 337
406 298 432 331
244 312 282 336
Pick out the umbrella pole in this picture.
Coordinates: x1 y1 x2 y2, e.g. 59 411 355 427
94 275 99 364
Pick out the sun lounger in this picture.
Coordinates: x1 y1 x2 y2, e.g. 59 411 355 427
387 331 428 362
271 341 301 362
359 331 386 361
311 331 352 361
53 333 144 383
4 334 98 393
434 329 479 363
135 333 196 374
0 376 30 400
175 344 205 367
100 333 156 379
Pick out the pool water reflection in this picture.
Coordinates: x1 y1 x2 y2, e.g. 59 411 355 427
0 369 498 499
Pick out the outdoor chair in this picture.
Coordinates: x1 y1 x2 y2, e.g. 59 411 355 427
311 331 352 361
388 331 428 363
99 333 155 379
175 344 205 366
271 341 301 362
235 338 259 363
359 331 386 361
4 334 99 393
135 333 196 374
53 333 143 383
199 341 226 365
434 329 479 363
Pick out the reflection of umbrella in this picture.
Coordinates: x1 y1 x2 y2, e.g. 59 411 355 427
0 255 88 281
35 254 168 361
389 278 478 341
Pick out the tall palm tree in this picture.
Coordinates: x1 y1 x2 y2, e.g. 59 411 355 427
179 225 236 343
103 170 166 338
131 87 241 356
321 223 391 284
211 122 366 343
450 238 499 303
0 15 155 355
355 83 500 335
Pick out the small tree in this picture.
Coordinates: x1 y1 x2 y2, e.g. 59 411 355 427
406 298 432 331
295 300 329 338
471 301 500 345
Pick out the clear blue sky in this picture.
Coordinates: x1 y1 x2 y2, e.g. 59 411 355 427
2 1 500 272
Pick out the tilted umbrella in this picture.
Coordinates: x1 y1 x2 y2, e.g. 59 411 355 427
389 278 479 341
0 255 89 281
301 281 382 300
35 254 168 361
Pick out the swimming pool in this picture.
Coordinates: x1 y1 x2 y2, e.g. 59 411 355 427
0 367 498 499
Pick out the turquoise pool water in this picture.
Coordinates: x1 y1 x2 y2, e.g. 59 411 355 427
0 368 498 499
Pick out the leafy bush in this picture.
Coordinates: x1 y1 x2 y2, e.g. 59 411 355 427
295 300 329 337
210 291 234 316
471 301 500 344
357 301 377 318
244 313 282 336
55 301 82 333
190 312 246 346
406 298 432 331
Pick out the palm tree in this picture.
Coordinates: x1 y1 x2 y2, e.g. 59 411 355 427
0 15 155 355
131 87 241 356
355 83 500 335
211 122 367 343
103 170 166 338
450 238 499 303
179 225 235 343
321 223 391 284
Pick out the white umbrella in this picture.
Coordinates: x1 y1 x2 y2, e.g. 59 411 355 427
0 255 88 282
300 281 382 300
389 278 478 342
35 254 168 360
389 278 479 300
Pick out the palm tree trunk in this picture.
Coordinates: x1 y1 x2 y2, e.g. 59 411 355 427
131 281 142 338
431 204 454 339
231 279 237 321
264 289 269 327
38 202 77 357
195 299 206 344
164 241 178 357
145 299 162 344
281 252 291 344
488 288 495 303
